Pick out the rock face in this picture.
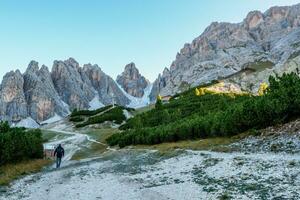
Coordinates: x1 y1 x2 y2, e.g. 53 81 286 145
51 58 96 110
117 63 149 97
149 68 172 102
23 61 69 122
150 3 300 100
82 64 130 106
0 70 27 122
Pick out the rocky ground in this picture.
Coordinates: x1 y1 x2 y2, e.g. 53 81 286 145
1 150 299 200
230 119 300 154
1 120 300 200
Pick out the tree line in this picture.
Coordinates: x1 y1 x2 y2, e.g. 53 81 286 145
107 73 300 147
0 122 43 166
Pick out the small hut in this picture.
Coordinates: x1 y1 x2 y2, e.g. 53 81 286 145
43 144 55 159
161 95 172 103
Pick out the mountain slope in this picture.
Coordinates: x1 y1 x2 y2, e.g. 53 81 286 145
108 72 300 147
23 61 69 122
150 3 300 100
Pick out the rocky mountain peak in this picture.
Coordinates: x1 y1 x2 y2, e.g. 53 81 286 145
162 67 170 75
27 61 39 73
23 61 69 122
124 62 139 78
150 3 300 101
51 58 95 110
40 65 50 73
83 63 102 73
0 70 27 122
244 11 264 29
116 62 149 97
65 57 80 69
265 5 289 21
1 70 24 102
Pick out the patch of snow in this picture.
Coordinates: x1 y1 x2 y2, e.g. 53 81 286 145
89 95 105 110
123 109 133 119
61 100 71 114
41 113 62 124
14 117 40 129
116 82 153 109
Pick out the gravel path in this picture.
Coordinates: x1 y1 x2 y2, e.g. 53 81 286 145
1 149 300 200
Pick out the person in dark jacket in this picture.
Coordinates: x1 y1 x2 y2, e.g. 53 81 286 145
54 144 64 168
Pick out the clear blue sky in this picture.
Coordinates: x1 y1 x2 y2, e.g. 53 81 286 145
0 0 299 82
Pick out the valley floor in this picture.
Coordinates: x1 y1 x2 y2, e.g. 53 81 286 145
1 150 299 200
0 120 300 200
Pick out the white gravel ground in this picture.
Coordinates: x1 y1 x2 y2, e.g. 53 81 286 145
1 149 299 200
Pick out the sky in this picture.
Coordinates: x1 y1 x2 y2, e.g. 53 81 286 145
0 0 299 82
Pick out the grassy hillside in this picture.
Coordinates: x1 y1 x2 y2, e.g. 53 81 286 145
70 105 134 128
71 105 113 118
0 122 49 185
107 73 300 147
0 122 44 166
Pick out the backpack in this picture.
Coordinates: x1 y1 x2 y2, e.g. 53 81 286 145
56 146 64 157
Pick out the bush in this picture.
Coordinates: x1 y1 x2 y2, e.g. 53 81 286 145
0 123 43 166
107 73 300 147
71 105 113 117
70 116 84 122
76 106 126 128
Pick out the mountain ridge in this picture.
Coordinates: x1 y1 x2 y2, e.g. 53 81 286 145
149 3 300 101
0 58 150 126
117 62 150 98
2 3 300 126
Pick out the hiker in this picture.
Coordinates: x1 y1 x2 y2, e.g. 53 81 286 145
54 144 65 168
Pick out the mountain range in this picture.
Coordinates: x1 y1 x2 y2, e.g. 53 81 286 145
0 58 150 126
1 3 300 127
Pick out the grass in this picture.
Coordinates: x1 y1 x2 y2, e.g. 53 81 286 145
0 159 52 186
85 128 119 141
133 137 237 153
132 104 155 115
71 105 113 117
41 130 69 143
130 131 255 153
69 116 85 122
72 128 119 160
75 106 126 128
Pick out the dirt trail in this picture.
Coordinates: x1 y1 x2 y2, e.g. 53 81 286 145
43 128 116 167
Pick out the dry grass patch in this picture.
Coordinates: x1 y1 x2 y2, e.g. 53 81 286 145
133 137 238 153
72 128 119 160
0 159 52 186
131 131 257 153
132 104 155 115
41 129 70 143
